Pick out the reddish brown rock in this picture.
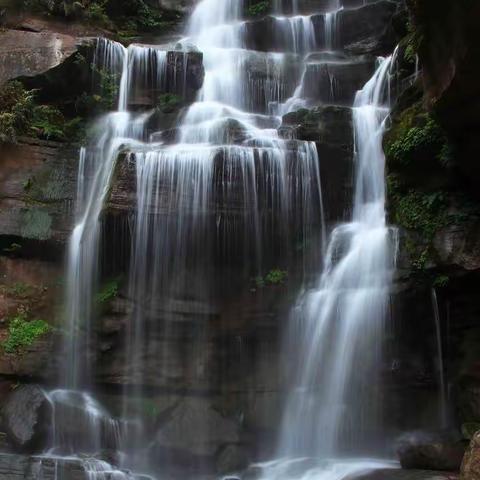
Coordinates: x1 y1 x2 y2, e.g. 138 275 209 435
461 431 480 480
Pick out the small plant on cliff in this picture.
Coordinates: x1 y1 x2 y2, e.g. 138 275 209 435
265 269 288 285
157 93 182 114
95 278 119 304
76 66 119 114
3 311 50 354
254 269 288 288
433 275 449 288
246 0 270 17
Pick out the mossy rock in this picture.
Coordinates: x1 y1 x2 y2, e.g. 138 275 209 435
20 209 52 241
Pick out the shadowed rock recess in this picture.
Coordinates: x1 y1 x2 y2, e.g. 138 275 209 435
0 0 479 479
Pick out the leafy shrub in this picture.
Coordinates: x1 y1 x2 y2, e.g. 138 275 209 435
84 0 111 27
0 82 36 143
3 312 50 354
0 81 80 143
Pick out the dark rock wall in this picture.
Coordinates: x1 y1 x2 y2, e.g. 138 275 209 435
384 0 480 440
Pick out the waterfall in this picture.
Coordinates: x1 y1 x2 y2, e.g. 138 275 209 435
51 0 401 477
275 56 396 461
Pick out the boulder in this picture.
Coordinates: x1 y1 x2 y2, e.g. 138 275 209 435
1 385 52 453
216 444 250 474
300 56 375 105
461 430 480 480
338 1 399 55
0 29 80 85
0 453 134 479
351 468 459 480
397 431 466 472
150 397 240 471
152 397 239 456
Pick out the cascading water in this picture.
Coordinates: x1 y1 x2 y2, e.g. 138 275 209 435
48 0 402 477
256 54 399 480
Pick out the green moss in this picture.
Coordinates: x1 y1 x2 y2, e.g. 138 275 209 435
3 312 50 354
20 209 52 241
393 190 448 239
157 93 182 114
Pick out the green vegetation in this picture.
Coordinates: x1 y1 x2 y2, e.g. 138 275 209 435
392 190 448 240
6 282 36 298
95 278 119 304
2 311 50 354
255 269 288 288
246 0 270 17
4 0 181 36
157 93 182 114
386 114 451 167
433 275 450 288
0 81 83 144
403 20 423 64
76 68 119 115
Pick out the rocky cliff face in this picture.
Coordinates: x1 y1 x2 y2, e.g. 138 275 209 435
382 0 480 459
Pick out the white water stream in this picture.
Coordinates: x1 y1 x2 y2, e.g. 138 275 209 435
50 0 403 478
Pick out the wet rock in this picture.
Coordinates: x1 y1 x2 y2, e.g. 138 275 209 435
153 397 239 456
301 56 376 105
351 468 459 480
216 444 250 474
461 430 480 480
1 385 52 453
0 138 78 253
338 1 399 54
280 105 353 221
409 0 480 194
0 29 81 85
0 453 134 479
166 51 205 102
397 431 466 472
